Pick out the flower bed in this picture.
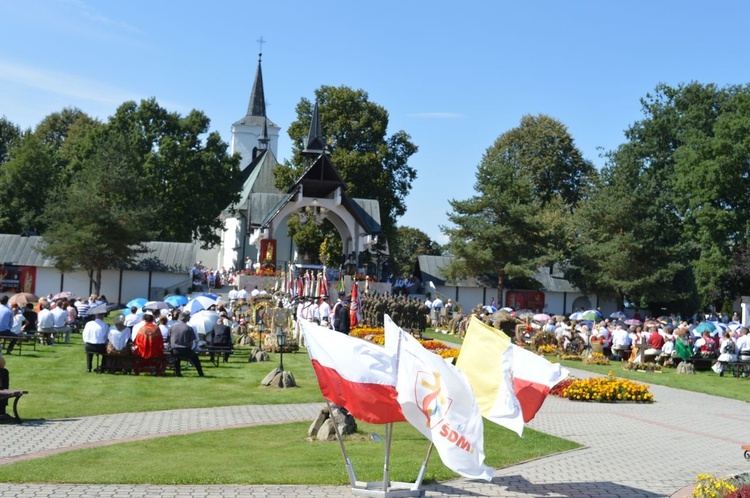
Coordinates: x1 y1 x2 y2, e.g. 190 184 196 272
561 372 654 403
349 326 459 359
583 352 611 365
692 473 743 498
621 361 662 372
537 344 558 356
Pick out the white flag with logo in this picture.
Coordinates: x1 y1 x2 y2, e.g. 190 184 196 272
384 315 493 481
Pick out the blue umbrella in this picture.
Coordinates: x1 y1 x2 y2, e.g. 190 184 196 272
123 298 148 315
165 294 188 307
192 292 219 300
693 322 717 335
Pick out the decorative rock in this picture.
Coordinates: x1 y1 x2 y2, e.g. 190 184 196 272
260 369 279 385
330 406 357 436
307 408 329 437
677 362 696 375
316 418 336 441
281 370 296 388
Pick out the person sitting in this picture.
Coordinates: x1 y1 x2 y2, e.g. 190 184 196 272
107 314 132 355
206 312 233 363
168 311 205 377
51 299 72 344
37 301 56 346
132 313 165 375
610 324 632 360
83 312 109 373
713 330 736 376
644 326 665 362
694 330 716 357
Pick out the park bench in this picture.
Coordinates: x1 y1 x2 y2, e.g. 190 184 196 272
0 389 29 423
728 361 750 378
203 347 234 367
0 334 36 355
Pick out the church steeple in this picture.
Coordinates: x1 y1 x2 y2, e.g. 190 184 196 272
302 100 327 158
258 118 270 148
246 52 266 119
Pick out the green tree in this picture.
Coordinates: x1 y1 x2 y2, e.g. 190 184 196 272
38 132 155 294
442 148 542 298
390 226 443 277
491 114 596 206
0 116 23 164
106 99 242 247
275 86 418 257
0 133 61 234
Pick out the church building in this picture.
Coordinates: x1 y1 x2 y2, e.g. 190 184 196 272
207 53 382 274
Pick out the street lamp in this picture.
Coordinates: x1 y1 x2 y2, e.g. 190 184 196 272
276 328 286 372
257 318 264 351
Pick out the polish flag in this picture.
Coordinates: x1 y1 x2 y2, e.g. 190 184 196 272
300 319 405 424
350 280 360 328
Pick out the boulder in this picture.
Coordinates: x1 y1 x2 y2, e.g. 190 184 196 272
677 362 696 375
316 419 336 441
307 408 328 438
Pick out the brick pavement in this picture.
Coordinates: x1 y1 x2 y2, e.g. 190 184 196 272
0 368 747 497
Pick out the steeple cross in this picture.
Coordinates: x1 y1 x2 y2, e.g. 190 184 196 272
257 36 266 59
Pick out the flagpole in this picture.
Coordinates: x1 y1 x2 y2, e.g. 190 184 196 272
325 400 358 488
382 422 392 491
412 442 434 490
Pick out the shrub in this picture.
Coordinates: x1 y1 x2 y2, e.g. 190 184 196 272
693 473 737 498
563 372 654 403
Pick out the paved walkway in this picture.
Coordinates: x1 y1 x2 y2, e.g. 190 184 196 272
0 368 748 497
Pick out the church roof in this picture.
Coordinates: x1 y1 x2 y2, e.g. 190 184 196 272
302 101 326 157
233 58 278 128
235 149 281 207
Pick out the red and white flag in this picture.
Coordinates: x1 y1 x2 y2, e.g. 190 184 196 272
384 315 493 481
300 319 405 424
350 280 361 328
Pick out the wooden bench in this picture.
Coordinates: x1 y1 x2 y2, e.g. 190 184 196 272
729 361 750 378
203 347 234 367
0 389 29 423
0 334 36 355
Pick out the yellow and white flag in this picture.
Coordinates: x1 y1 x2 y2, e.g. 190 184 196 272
456 317 569 436
384 315 493 481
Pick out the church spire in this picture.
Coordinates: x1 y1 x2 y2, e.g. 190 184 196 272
302 100 327 158
246 49 266 118
258 117 270 148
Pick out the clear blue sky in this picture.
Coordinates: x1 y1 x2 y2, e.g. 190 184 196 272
2 1 750 244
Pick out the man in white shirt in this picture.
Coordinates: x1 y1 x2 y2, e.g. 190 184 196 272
227 287 238 307
123 306 142 330
37 301 56 345
317 296 331 326
51 299 72 344
250 286 261 298
611 324 632 360
431 297 443 325
107 314 131 353
237 286 249 301
83 312 109 372
734 327 749 354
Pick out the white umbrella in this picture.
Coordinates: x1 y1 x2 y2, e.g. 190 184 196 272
143 301 173 312
610 311 627 320
184 296 217 314
188 310 220 338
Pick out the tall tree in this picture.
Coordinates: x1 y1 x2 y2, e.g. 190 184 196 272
0 116 22 164
442 148 542 296
274 86 418 256
106 99 242 247
491 114 596 206
0 133 61 234
38 132 155 294
390 226 443 277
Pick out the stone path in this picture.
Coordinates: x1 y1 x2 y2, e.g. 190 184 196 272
0 368 747 497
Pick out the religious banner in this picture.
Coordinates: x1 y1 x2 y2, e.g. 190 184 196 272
0 265 36 294
260 239 277 270
505 290 545 311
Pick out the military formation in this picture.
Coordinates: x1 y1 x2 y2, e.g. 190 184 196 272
359 294 431 332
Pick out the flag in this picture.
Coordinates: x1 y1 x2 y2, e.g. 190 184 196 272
365 275 371 294
456 318 568 436
384 315 493 482
320 268 329 297
350 280 361 328
300 319 405 424
338 267 345 294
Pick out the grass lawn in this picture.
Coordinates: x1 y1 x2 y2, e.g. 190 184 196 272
421 329 463 345
548 356 750 403
7 334 324 419
0 420 579 484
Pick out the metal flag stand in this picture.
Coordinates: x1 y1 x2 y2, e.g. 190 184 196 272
327 400 433 497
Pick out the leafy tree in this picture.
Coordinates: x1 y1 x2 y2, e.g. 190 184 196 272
106 99 242 247
0 133 61 234
0 116 22 164
442 147 542 299
275 86 418 257
491 114 596 206
38 132 155 294
390 226 443 277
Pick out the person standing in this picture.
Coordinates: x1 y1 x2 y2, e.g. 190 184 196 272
168 311 204 377
82 312 109 372
335 296 351 335
318 295 331 327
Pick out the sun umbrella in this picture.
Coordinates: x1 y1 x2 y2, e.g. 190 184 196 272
52 291 74 300
728 321 742 332
164 294 188 307
142 301 173 312
624 318 642 326
125 298 148 310
192 292 219 300
8 292 39 307
513 309 535 319
499 307 513 313
533 313 551 322
188 310 220 337
610 311 627 320
569 311 584 321
693 322 717 335
184 295 217 314
88 303 121 315
483 305 497 313
581 309 602 321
